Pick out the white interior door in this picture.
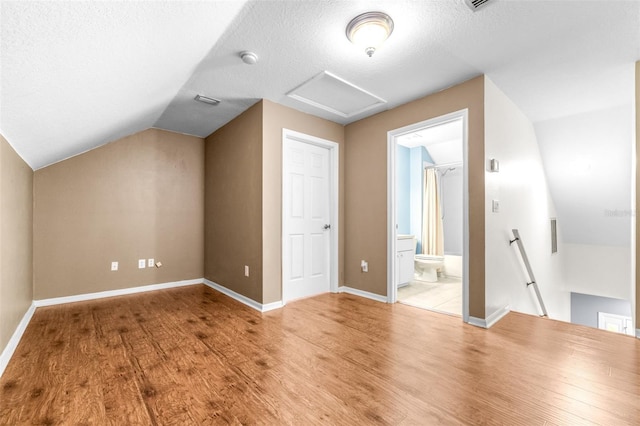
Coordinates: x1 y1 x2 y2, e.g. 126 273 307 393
598 312 634 336
283 137 331 302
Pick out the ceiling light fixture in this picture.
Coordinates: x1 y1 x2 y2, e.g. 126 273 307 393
346 11 394 57
194 94 221 106
240 51 258 65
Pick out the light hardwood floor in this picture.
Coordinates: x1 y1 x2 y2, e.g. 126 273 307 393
1 284 639 425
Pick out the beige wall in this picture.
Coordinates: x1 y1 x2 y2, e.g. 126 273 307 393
0 135 33 353
262 100 345 304
344 76 486 318
205 102 264 302
33 129 204 299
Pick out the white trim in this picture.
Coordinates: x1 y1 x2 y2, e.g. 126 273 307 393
0 302 36 378
203 279 284 313
387 109 470 323
467 316 488 328
386 127 397 303
486 305 510 328
468 305 510 329
338 286 388 303
33 278 203 307
282 129 340 303
636 329 640 339
630 98 637 344
262 301 285 312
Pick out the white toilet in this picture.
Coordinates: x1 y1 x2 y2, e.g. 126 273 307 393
414 254 445 282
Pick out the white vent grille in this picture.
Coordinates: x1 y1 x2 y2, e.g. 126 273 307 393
550 218 558 254
287 71 386 118
464 0 493 11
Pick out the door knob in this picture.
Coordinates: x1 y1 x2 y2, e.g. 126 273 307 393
323 224 331 230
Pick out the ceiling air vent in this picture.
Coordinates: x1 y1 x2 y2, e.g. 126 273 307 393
464 0 493 12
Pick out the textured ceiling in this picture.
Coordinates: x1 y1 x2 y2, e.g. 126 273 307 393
397 119 463 166
0 0 248 169
1 0 639 170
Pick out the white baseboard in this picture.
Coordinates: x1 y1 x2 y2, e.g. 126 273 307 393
468 305 510 329
338 286 388 303
33 278 204 307
262 300 285 312
467 316 487 328
0 302 36 378
203 279 283 313
486 305 511 328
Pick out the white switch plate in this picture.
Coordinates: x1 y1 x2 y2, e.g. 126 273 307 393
148 258 154 268
361 260 368 272
492 199 500 213
111 261 118 271
244 265 249 277
138 259 146 269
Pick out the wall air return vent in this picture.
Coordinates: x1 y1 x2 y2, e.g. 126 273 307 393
464 0 493 12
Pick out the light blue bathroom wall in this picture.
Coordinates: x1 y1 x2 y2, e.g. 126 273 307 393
409 147 434 253
396 145 410 234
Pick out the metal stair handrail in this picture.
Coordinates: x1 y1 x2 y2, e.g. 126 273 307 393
510 229 548 317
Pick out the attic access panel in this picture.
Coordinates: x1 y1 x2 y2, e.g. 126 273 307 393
287 71 386 118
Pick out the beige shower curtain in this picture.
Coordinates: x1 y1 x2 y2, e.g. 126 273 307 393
422 168 444 256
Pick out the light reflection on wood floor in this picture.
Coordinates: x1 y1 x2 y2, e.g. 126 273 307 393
1 284 639 425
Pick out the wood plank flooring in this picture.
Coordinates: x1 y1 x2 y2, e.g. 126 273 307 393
1 284 639 425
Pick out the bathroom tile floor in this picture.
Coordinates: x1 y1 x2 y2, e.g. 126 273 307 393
398 276 462 316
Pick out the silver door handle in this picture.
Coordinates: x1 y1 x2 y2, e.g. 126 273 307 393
323 224 331 230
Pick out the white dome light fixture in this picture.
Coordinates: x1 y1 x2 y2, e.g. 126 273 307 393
240 51 258 65
346 11 394 57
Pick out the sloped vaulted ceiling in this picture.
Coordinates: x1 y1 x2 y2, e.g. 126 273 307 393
0 0 248 169
1 0 639 170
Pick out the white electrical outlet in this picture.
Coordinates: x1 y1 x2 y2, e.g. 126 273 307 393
138 259 146 269
148 258 154 268
111 261 118 271
244 265 249 277
492 199 500 213
361 260 368 272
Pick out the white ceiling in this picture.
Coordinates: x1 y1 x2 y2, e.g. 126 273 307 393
0 0 248 168
396 118 463 165
396 119 463 149
536 105 633 246
1 0 639 170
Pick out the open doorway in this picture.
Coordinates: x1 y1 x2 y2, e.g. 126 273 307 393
387 110 469 321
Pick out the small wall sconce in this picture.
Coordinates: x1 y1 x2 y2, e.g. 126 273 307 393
489 158 500 172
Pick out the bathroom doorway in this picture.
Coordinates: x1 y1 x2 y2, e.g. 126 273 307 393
387 110 469 321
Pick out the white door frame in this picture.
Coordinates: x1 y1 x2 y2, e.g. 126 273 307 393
282 129 339 303
386 109 470 323
597 312 634 336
